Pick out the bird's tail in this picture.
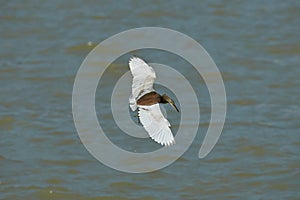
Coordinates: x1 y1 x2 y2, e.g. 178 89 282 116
129 95 137 111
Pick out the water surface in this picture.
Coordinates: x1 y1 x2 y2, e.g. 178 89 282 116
0 0 299 199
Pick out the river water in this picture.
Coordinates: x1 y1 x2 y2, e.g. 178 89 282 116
0 0 299 199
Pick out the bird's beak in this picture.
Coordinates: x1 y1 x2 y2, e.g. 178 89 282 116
163 94 180 112
170 101 180 112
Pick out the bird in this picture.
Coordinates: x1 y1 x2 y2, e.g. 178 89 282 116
128 56 179 146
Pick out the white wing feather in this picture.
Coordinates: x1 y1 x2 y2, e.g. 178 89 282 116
138 104 175 146
128 57 156 111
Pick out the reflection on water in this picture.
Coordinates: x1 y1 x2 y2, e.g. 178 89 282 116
0 0 299 199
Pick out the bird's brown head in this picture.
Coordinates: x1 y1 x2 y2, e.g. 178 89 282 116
161 94 180 112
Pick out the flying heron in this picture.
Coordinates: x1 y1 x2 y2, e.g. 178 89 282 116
128 57 179 146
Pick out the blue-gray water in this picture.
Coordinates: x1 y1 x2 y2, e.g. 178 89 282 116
1 0 299 199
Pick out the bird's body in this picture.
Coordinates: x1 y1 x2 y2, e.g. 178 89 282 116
128 57 179 146
137 91 161 106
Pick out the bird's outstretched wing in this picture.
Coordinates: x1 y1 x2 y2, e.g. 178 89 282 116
138 104 175 146
129 57 156 111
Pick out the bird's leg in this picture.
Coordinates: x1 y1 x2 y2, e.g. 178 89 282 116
133 113 141 124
